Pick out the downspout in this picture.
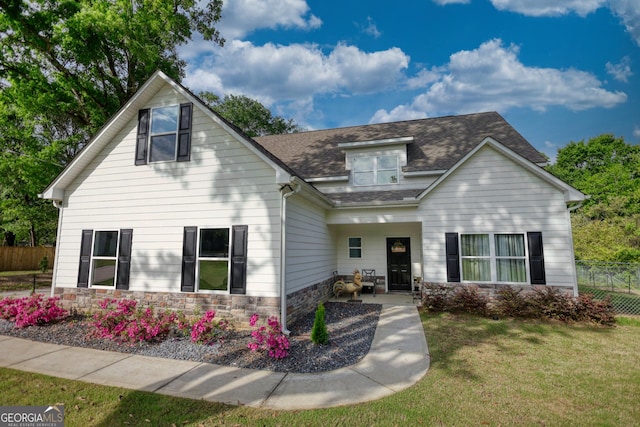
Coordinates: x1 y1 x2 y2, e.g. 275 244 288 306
279 178 300 335
50 200 64 298
566 200 585 296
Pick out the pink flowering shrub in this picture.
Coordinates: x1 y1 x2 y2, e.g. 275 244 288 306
92 298 177 344
247 313 290 359
0 294 67 328
190 310 230 345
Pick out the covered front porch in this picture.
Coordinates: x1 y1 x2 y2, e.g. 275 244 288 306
329 222 423 294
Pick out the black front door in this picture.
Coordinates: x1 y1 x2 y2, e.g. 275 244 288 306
387 237 411 292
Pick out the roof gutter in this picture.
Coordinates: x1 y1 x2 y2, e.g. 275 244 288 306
279 177 300 335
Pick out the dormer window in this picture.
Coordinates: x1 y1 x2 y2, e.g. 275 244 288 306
135 102 193 165
353 155 399 185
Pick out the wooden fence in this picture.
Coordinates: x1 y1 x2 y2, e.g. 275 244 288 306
0 247 56 272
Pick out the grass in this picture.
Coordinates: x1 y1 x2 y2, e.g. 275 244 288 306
1 312 639 426
0 270 52 291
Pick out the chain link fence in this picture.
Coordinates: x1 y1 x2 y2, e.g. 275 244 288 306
576 260 640 315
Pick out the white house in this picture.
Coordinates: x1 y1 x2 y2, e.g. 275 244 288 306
40 71 586 327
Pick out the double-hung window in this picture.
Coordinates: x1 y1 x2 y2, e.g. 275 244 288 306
136 103 193 165
352 155 398 185
348 237 362 258
91 231 119 286
459 233 528 283
149 106 180 162
181 226 248 294
198 228 230 291
77 229 133 289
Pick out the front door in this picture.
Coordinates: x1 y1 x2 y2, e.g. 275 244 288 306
387 237 411 292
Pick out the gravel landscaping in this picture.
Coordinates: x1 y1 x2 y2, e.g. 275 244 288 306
0 301 381 373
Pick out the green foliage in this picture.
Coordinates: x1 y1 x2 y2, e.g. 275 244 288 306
0 0 224 245
310 303 329 345
423 284 616 325
38 256 49 273
547 134 640 219
200 92 303 137
546 134 640 261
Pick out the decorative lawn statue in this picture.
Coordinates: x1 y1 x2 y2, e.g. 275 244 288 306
333 269 363 299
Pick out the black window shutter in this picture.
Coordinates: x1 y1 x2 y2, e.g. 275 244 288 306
177 102 193 162
527 232 546 284
77 229 93 288
116 229 133 290
181 226 198 292
135 109 150 165
445 232 461 283
230 225 248 294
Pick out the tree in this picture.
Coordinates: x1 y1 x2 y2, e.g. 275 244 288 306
546 134 640 262
0 0 224 245
546 134 640 219
200 92 303 137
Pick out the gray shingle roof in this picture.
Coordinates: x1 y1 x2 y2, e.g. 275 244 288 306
254 112 546 179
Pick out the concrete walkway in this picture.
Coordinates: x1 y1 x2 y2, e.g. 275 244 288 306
0 294 429 410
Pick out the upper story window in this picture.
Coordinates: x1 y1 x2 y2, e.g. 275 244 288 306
353 155 399 185
149 106 179 162
135 102 193 165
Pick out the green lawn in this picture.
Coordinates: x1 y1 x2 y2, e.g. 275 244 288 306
1 312 639 426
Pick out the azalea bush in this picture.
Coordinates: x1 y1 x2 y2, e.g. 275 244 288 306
92 298 177 344
0 294 68 328
247 313 290 359
190 310 230 345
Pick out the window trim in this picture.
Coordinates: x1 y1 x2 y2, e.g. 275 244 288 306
148 105 180 163
196 227 231 293
90 230 120 288
136 102 192 165
348 237 362 259
352 154 399 186
459 233 530 284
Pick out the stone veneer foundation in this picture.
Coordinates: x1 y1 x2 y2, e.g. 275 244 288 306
53 277 336 328
422 282 576 301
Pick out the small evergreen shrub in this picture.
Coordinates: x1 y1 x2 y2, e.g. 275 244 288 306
493 286 530 318
310 303 329 345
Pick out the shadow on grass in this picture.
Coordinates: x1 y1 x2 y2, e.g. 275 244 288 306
420 311 615 382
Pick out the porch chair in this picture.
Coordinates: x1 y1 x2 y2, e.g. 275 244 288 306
361 269 377 297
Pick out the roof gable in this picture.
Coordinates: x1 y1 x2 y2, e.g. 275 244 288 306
40 71 298 201
416 137 585 204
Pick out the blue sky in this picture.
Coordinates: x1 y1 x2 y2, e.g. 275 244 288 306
179 0 640 162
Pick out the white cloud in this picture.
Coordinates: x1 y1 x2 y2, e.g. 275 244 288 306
370 39 627 122
217 0 321 40
609 0 640 46
370 105 427 124
485 0 640 45
183 40 410 103
606 56 633 82
359 17 382 38
489 0 606 17
633 126 640 138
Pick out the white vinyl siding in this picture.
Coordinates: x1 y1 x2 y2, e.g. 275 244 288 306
284 196 335 294
53 83 282 296
420 144 577 290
